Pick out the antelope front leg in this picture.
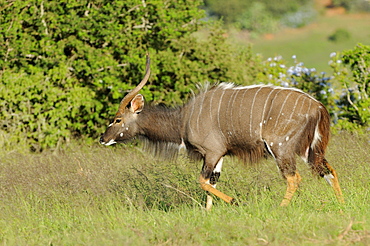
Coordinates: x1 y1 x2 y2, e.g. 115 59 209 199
280 172 302 206
200 157 234 210
199 175 234 209
205 158 224 210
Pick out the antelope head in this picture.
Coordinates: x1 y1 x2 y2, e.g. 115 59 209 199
100 55 150 146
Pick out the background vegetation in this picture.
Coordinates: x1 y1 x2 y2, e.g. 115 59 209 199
205 0 370 34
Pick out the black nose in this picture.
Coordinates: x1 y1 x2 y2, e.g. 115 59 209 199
99 136 104 144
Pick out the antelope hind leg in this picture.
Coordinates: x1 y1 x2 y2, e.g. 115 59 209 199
280 172 302 206
323 159 344 204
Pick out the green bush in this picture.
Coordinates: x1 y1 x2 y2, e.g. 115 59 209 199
329 44 370 130
328 28 351 43
0 0 259 151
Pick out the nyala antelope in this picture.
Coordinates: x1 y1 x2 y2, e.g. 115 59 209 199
100 55 344 210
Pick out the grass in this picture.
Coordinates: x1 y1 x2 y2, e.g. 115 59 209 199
1 132 370 245
230 13 370 72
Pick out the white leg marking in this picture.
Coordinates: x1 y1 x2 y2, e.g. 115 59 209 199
214 158 224 173
324 174 335 186
104 139 117 146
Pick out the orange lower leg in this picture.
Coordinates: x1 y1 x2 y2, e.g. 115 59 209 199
199 176 234 205
280 172 302 206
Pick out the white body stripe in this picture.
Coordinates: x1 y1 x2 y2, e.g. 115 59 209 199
196 93 206 133
217 89 227 140
273 91 293 131
249 86 264 137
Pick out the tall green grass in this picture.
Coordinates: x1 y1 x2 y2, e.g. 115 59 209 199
1 132 369 245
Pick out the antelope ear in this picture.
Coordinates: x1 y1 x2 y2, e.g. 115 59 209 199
130 94 144 113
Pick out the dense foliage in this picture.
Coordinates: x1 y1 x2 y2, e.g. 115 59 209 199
0 1 369 151
0 0 259 151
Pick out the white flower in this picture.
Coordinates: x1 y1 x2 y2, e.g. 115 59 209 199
330 52 336 58
281 81 289 87
292 55 297 59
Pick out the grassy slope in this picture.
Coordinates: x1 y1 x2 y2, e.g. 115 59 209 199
242 14 370 72
1 133 369 245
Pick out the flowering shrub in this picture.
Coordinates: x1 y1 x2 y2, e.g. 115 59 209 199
260 43 370 132
261 55 337 117
329 44 370 131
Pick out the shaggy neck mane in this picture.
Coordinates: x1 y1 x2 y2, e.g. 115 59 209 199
137 105 183 145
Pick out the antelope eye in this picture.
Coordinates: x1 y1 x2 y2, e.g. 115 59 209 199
115 119 121 123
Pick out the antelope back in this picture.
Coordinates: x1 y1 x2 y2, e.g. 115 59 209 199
183 83 325 162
